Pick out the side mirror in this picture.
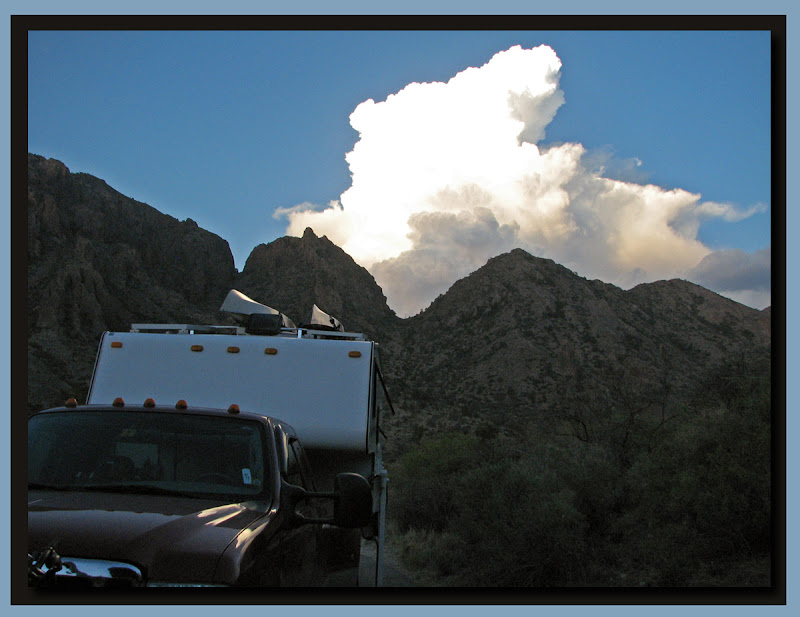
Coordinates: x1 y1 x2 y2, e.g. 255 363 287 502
283 473 373 529
333 473 373 528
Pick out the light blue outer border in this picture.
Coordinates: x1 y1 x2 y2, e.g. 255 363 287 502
4 1 794 614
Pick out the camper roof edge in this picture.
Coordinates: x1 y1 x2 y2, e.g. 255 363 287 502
129 323 369 341
130 324 244 335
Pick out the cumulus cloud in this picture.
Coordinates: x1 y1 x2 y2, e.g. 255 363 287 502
685 248 771 308
581 146 651 184
276 44 769 316
371 207 519 316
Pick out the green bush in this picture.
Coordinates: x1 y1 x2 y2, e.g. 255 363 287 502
388 357 771 587
390 432 484 532
451 459 589 586
389 434 592 586
615 376 771 585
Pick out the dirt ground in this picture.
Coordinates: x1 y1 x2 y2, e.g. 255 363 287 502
358 538 419 587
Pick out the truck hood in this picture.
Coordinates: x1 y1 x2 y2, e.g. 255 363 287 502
28 490 272 584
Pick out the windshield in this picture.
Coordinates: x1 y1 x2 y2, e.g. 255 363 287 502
29 411 269 499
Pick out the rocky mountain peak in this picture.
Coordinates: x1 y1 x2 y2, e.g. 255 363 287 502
238 227 398 338
26 153 771 436
27 153 238 411
27 153 70 179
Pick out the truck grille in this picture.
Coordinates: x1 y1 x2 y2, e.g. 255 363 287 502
30 555 144 588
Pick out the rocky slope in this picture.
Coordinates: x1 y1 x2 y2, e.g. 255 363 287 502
237 228 400 342
378 249 771 454
27 154 237 411
26 154 772 453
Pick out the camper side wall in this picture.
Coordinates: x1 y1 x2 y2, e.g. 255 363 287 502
304 448 373 493
87 331 375 452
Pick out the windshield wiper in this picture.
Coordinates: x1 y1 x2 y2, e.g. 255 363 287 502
81 484 201 497
30 482 258 499
29 482 194 497
28 482 72 491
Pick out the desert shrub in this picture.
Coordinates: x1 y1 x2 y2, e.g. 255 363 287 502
391 526 472 585
614 366 771 585
450 458 589 586
690 353 771 419
390 434 592 586
390 432 484 532
558 441 623 530
388 357 771 587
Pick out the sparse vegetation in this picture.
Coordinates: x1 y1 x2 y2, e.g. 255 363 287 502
388 356 772 587
27 154 775 587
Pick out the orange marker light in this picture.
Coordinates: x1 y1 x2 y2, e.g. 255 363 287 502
264 348 278 355
143 398 156 408
227 346 240 354
349 351 362 358
110 342 123 348
228 404 240 415
175 400 188 409
191 345 204 352
112 398 125 408
65 398 78 408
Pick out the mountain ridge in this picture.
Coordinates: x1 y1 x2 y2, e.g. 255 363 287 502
376 245 769 451
238 226 400 341
26 154 771 459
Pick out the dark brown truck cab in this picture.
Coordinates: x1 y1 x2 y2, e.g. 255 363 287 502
27 403 372 588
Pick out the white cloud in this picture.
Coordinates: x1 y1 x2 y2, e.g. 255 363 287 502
276 44 769 316
717 289 771 310
371 207 519 316
685 248 771 300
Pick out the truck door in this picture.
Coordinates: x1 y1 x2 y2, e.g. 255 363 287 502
273 434 323 586
291 439 362 586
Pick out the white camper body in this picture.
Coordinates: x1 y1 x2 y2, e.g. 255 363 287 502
85 295 389 586
87 329 377 452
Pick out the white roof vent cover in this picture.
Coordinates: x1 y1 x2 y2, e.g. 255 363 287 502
306 304 344 332
220 289 280 318
220 289 297 329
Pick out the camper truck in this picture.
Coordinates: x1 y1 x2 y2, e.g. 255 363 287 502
27 291 390 588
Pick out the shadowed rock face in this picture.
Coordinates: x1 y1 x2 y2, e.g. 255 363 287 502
27 153 237 411
372 248 770 453
26 154 771 450
237 227 399 342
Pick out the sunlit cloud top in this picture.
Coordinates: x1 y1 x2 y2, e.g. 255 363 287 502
276 44 769 317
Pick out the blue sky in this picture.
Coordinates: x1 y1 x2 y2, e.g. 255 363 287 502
28 27 773 314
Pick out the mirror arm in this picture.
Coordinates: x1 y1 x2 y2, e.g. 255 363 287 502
303 490 337 500
284 485 338 526
293 513 335 525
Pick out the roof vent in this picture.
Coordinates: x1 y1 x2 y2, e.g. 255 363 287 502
301 304 344 332
220 289 296 329
246 313 287 336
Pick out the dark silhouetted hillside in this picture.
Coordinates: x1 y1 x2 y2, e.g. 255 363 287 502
27 153 771 449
